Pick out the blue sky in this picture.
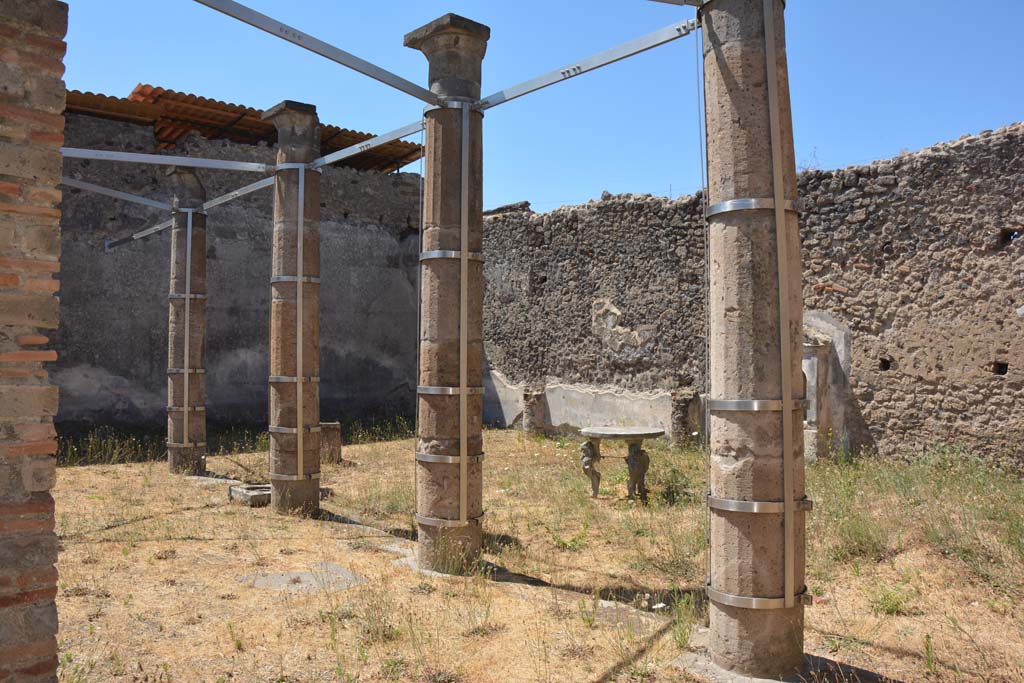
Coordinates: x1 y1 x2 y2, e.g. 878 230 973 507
65 1 1024 211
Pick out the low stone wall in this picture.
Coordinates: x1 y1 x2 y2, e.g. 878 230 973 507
483 123 1024 459
57 113 422 427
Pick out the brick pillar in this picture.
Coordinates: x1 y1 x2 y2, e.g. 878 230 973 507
703 0 807 676
263 101 321 515
0 2 68 681
404 14 490 573
166 168 207 475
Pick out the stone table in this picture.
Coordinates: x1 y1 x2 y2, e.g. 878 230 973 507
579 426 665 501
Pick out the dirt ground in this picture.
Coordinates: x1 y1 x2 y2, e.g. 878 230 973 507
53 430 1024 683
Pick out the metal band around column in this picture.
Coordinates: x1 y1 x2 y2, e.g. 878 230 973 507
269 472 322 482
705 197 799 218
167 441 206 448
271 275 321 284
269 426 322 434
168 368 206 375
707 398 808 411
415 452 485 465
763 0 798 609
167 406 205 413
708 496 813 514
414 513 483 529
706 585 812 611
269 376 320 383
169 293 207 300
417 385 484 396
419 250 484 262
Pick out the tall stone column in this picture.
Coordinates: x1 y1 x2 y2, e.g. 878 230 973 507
702 0 807 677
166 168 207 475
263 101 322 514
404 14 490 572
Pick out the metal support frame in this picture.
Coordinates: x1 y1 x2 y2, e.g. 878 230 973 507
763 0 798 610
478 19 697 110
169 207 204 450
106 176 275 250
312 120 425 169
61 147 272 173
457 101 471 527
61 177 172 211
193 0 439 105
417 385 483 396
708 495 812 514
414 513 483 529
706 584 811 610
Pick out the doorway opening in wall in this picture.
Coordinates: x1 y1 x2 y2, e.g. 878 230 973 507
990 360 1009 376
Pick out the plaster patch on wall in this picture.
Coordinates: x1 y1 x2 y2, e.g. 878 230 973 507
591 299 655 360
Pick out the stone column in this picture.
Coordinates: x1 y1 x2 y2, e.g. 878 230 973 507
703 0 807 677
167 168 207 475
404 14 490 572
263 101 321 514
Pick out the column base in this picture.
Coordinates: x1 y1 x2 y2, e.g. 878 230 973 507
416 521 482 575
168 448 205 476
271 479 320 515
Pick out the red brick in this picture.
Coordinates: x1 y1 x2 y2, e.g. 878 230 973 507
0 351 55 363
0 181 19 198
0 257 59 273
14 335 48 346
0 274 19 287
22 279 58 294
0 103 63 130
0 202 60 219
0 567 58 594
0 47 64 76
0 368 33 379
0 636 57 666
23 33 67 56
0 517 54 535
0 441 57 457
0 587 57 610
0 498 54 516
15 655 58 677
26 130 63 147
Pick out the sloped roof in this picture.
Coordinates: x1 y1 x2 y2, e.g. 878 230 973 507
65 84 423 173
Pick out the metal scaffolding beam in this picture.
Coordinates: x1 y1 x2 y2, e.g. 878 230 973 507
477 19 698 110
192 0 440 106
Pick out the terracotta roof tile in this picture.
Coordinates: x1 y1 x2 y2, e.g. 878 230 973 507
65 84 422 173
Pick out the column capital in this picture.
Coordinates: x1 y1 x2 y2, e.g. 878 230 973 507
404 13 490 100
262 100 320 163
165 166 205 210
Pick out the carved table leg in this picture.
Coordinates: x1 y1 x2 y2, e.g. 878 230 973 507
580 438 602 497
626 440 650 502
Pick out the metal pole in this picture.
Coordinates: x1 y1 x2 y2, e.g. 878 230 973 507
183 209 193 459
296 168 305 481
458 102 470 524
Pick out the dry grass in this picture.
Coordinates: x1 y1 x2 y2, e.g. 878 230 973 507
53 430 1023 683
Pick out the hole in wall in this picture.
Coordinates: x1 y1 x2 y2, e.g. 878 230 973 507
990 361 1009 376
878 357 892 371
996 228 1020 250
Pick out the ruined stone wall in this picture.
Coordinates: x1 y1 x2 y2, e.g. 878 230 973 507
483 123 1024 459
58 113 421 427
0 1 67 679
